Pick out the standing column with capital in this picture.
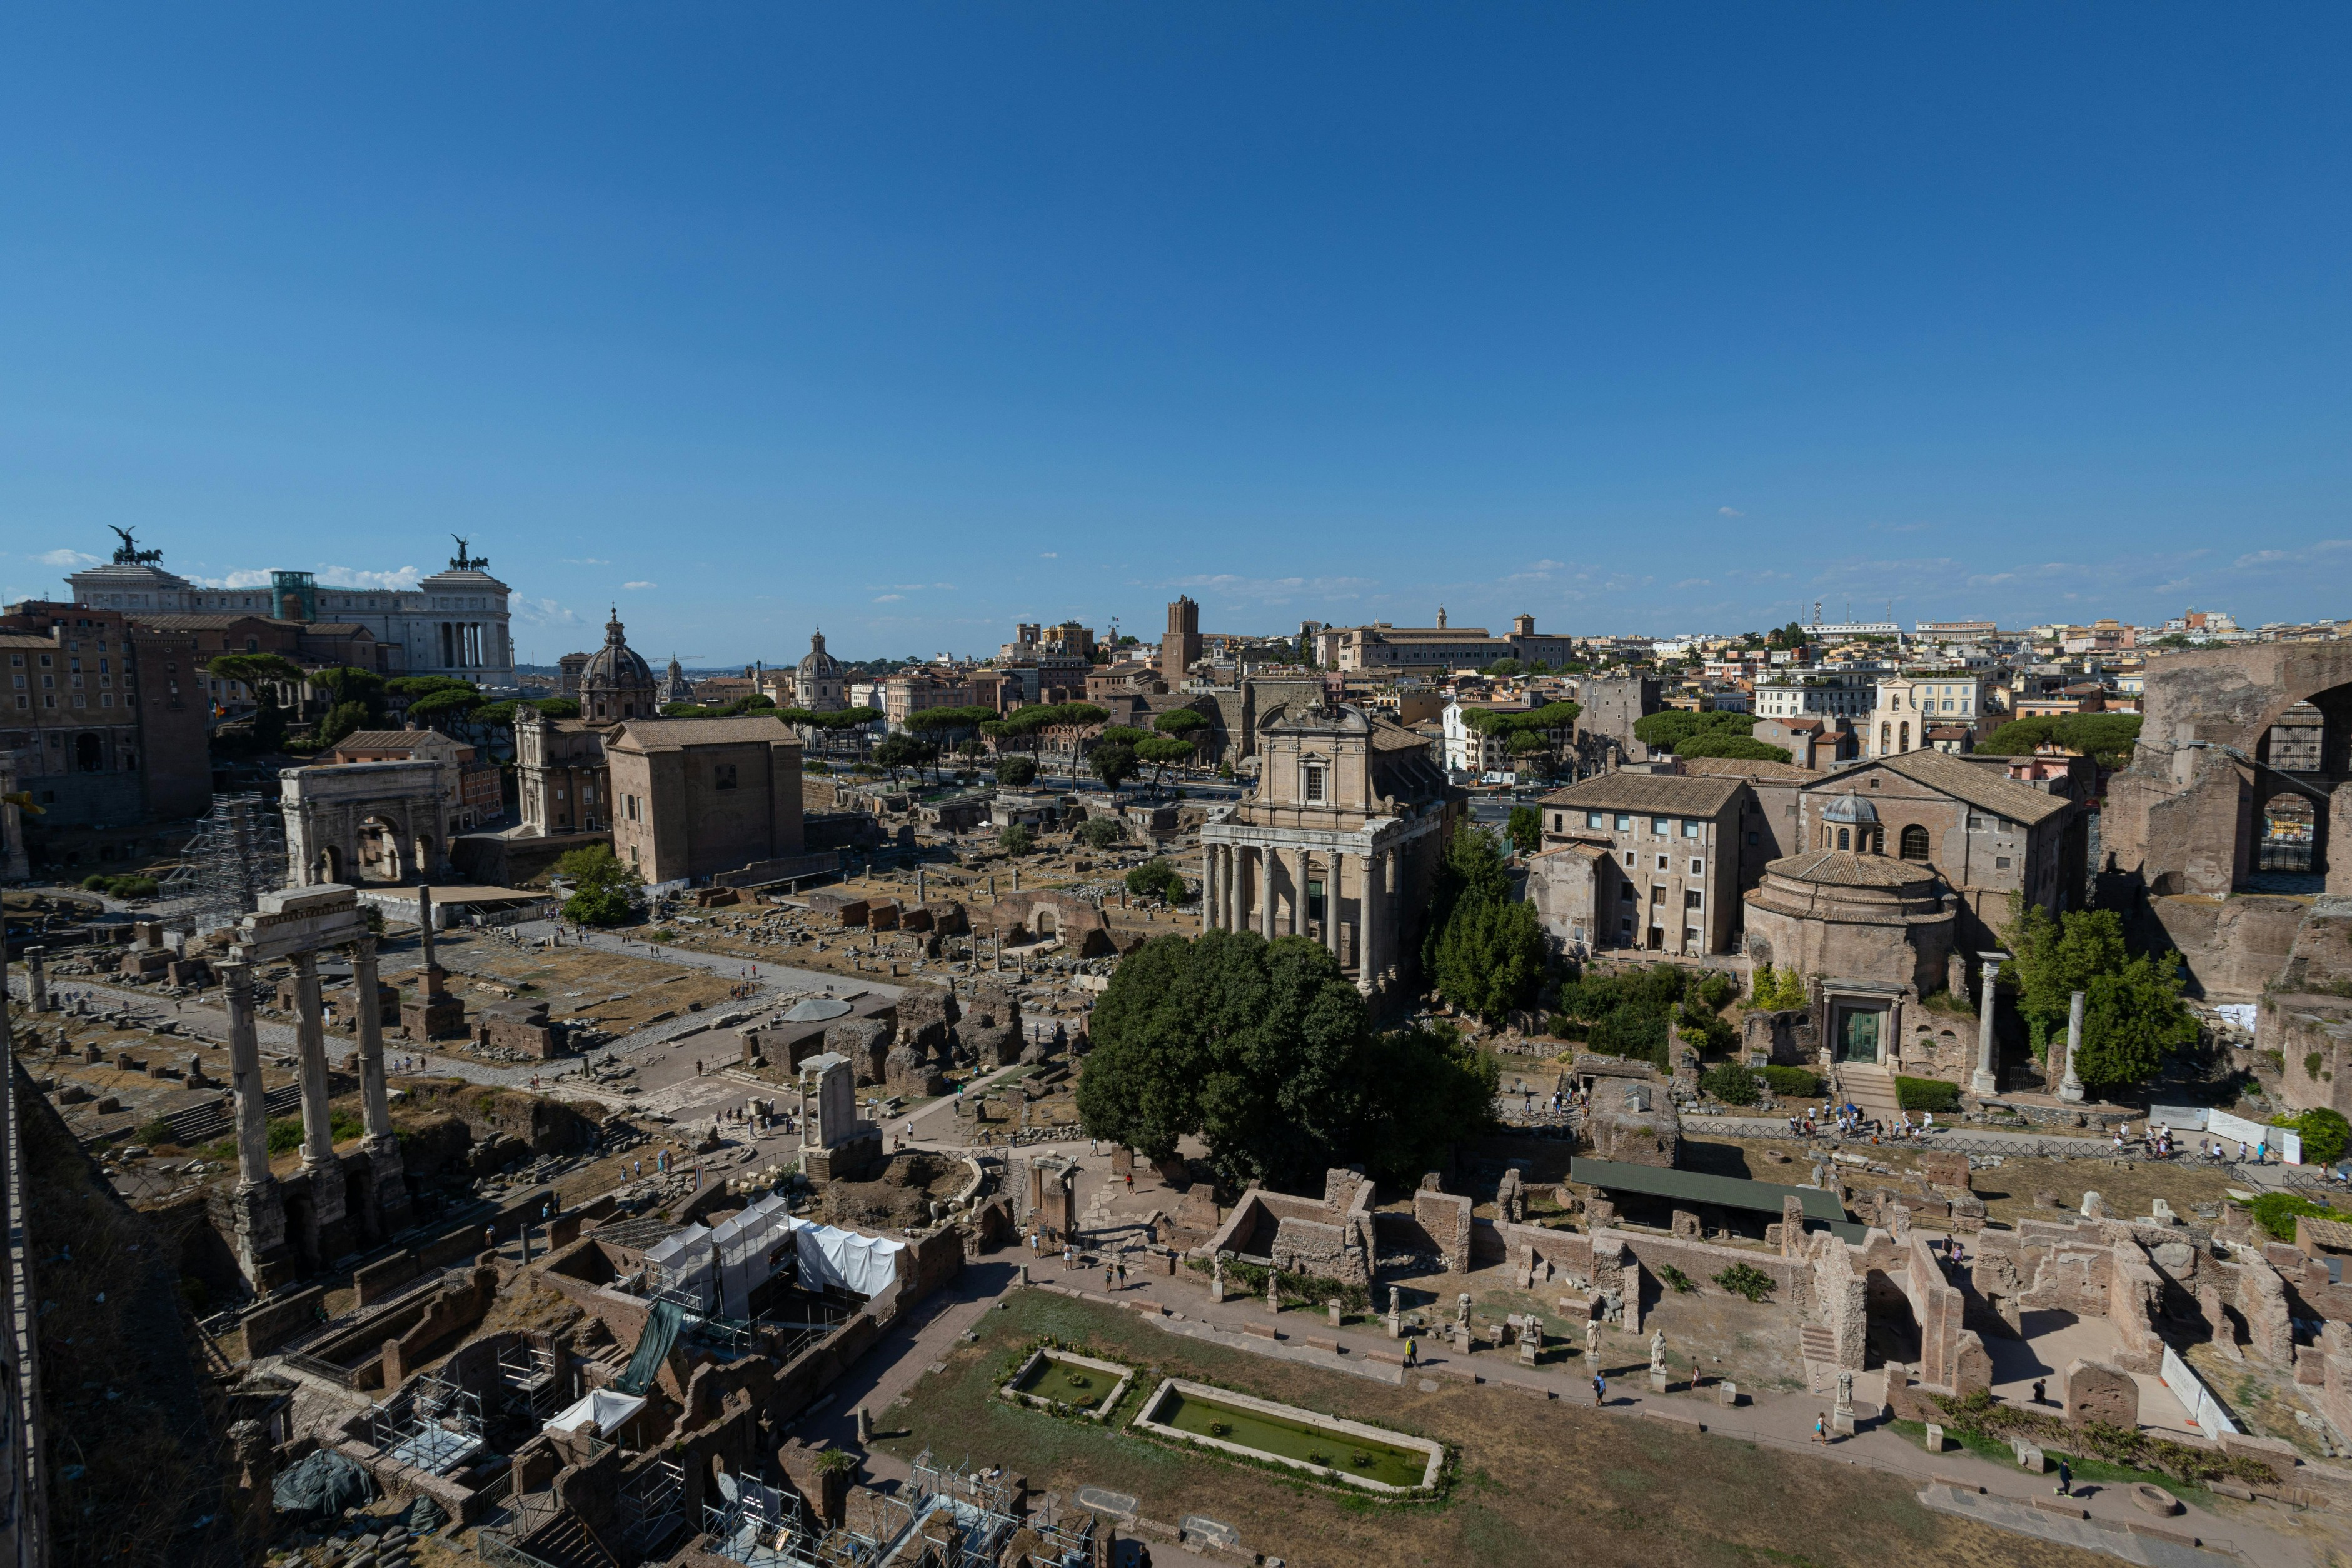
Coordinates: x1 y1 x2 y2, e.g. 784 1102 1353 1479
2056 989 2087 1104
1259 847 1279 941
24 946 47 1012
221 960 290 1285
1201 843 1219 931
1361 847 1384 988
350 935 412 1236
293 951 353 1261
1289 848 1309 938
1971 955 2004 1096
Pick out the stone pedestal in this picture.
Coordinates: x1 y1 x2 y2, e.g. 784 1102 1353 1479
1326 1300 1343 1327
1718 1380 1740 1407
1648 1369 1670 1394
226 1180 294 1291
1209 1279 1225 1304
1923 1422 1946 1451
1385 1312 1402 1340
1452 1325 1472 1354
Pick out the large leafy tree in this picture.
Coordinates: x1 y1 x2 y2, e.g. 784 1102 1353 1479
1977 713 2143 770
1137 735 1194 793
1076 929 1494 1189
208 653 309 750
556 843 642 927
1631 709 1756 753
1422 824 1546 1022
1090 740 1139 793
2077 956 2198 1092
2003 895 2194 1089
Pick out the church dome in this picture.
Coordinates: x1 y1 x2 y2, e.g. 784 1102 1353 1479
1819 790 1879 825
581 611 655 694
798 630 844 679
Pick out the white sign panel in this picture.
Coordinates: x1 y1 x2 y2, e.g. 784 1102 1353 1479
2209 1108 2301 1164
2162 1343 2239 1440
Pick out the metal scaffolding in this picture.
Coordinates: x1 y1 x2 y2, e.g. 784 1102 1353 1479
162 792 287 935
364 1369 483 1479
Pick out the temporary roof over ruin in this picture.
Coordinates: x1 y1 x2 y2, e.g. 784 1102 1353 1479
1569 1157 1865 1244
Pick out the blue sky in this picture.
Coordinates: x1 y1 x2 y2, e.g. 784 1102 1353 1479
4 6 2348 661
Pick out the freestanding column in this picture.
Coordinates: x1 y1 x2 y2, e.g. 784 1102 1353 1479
1259 847 1278 940
221 960 289 1285
294 953 335 1173
2056 989 2087 1104
1361 848 1384 988
23 947 45 1012
1202 843 1219 932
1971 955 2003 1096
351 937 394 1147
1289 849 1309 938
224 963 273 1187
350 935 411 1240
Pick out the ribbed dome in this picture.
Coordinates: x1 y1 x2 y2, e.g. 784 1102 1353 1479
1819 790 1879 824
581 612 655 691
797 630 844 678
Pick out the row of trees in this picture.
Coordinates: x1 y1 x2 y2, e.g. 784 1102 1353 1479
1458 700 1582 777
1629 708 1791 763
1976 713 2143 770
1073 929 1497 1190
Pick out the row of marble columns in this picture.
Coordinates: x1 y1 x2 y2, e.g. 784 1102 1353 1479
221 936 403 1272
1200 841 1390 980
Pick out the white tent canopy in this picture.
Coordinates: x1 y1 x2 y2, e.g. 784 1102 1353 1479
644 1204 907 1317
545 1387 646 1440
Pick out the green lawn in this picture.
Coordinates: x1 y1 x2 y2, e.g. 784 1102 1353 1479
875 1290 2111 1568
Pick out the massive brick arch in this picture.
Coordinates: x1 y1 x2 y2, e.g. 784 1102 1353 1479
2107 644 2352 901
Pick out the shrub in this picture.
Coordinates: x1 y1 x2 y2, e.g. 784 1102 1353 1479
133 1118 176 1148
1757 1065 1821 1099
2292 1107 2352 1165
1078 817 1125 850
1894 1075 1961 1112
2248 1191 2346 1242
1700 1060 1759 1105
1713 1263 1777 1302
2309 1052 2328 1080
1655 1263 1696 1294
816 1447 857 1475
1586 1003 1670 1068
999 823 1035 856
1125 859 1189 902
1692 971 1736 1012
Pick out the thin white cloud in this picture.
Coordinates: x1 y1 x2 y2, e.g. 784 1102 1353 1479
2234 540 2351 570
873 593 905 603
621 581 656 590
562 558 611 566
512 596 581 628
38 548 101 568
1717 507 1743 518
316 565 422 591
1038 552 1058 559
191 570 274 588
1868 521 1931 534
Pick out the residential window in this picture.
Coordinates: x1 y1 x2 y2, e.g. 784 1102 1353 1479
1689 857 1704 875
1995 856 2011 870
1684 889 1702 908
1684 927 1701 946
1587 811 1607 829
1651 817 1670 835
1303 765 1325 803
1614 814 1631 832
1654 854 1669 871
1746 832 1759 845
1649 885 1664 904
1618 885 1634 903
1682 820 1701 838
714 763 739 790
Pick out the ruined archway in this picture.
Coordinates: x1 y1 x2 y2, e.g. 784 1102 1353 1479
356 815 405 882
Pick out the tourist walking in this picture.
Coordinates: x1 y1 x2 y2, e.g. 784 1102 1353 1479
1592 1374 1606 1405
1814 1413 1829 1445
1405 1337 1417 1368
2054 1457 2073 1497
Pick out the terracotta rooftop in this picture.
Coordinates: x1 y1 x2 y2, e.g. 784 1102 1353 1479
1540 771 1747 816
1839 747 2071 825
1763 848 1939 888
1677 755 1821 783
611 715 802 750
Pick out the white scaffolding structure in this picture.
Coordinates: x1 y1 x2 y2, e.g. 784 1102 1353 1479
365 1369 483 1479
162 793 288 935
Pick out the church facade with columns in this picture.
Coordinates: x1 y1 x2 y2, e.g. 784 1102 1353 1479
1198 698 1462 997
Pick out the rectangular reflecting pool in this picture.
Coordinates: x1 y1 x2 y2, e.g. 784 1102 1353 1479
1132 1379 1444 1492
1000 1348 1134 1420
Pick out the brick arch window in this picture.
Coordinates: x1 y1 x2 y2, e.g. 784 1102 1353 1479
1900 824 1931 861
1836 827 1850 850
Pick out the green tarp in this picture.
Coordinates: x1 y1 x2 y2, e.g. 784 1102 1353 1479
613 1297 686 1396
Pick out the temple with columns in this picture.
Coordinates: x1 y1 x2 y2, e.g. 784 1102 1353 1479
1198 696 1464 998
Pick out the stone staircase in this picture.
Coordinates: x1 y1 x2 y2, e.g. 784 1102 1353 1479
1834 1062 1902 1129
516 1513 621 1568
